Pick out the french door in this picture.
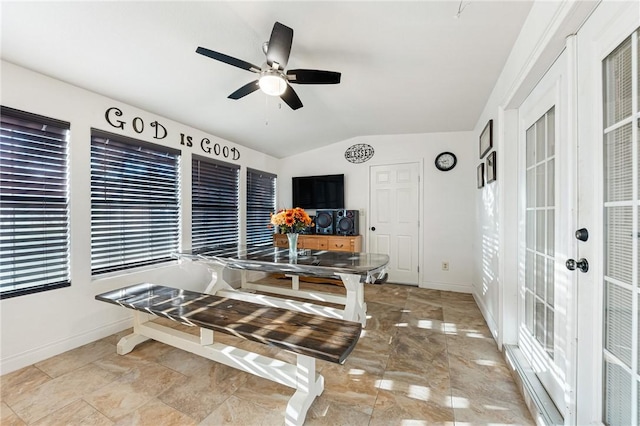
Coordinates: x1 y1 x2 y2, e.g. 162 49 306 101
518 48 572 416
518 3 640 422
575 2 640 424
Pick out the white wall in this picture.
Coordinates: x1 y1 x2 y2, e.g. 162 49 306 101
0 61 279 374
278 132 477 292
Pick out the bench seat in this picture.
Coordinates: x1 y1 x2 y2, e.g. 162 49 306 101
96 283 363 425
96 283 361 364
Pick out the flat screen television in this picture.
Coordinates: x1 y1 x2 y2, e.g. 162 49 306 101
292 174 344 209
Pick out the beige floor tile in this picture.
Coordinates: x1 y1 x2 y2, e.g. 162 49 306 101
364 284 411 306
31 399 113 426
370 388 455 425
199 394 286 425
35 339 114 378
0 365 51 404
85 381 155 421
317 362 381 415
9 364 116 424
450 385 534 425
157 353 250 422
305 398 373 425
1 401 26 426
230 374 292 410
113 398 197 426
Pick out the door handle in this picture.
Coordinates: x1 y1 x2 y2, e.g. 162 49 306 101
566 258 589 273
370 226 376 231
575 228 589 242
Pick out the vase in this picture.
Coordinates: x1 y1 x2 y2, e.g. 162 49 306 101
287 233 298 261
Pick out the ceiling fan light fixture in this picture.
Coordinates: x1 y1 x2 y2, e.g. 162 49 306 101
259 73 287 96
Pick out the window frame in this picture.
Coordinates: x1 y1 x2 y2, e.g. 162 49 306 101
90 129 181 276
246 168 277 246
0 106 71 299
191 154 240 249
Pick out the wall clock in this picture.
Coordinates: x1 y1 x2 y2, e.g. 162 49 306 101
435 152 457 171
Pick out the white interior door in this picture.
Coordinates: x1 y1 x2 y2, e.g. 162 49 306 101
575 2 640 424
369 162 420 285
518 48 572 416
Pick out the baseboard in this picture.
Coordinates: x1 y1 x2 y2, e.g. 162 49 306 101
503 345 564 426
0 317 132 375
419 281 473 294
471 289 500 343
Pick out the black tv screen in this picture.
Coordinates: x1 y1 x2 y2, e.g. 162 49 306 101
292 174 344 209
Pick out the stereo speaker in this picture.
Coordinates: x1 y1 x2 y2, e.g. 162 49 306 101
335 210 359 236
314 210 335 234
300 215 316 234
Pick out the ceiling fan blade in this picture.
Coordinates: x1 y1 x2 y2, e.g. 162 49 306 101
287 69 341 84
266 22 293 70
280 84 303 110
228 80 260 99
196 47 261 73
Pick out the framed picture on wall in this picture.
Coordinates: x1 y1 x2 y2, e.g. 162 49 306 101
479 119 493 159
477 163 485 188
486 151 496 183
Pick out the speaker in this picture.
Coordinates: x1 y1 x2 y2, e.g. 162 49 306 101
314 210 335 234
335 210 359 236
300 215 316 234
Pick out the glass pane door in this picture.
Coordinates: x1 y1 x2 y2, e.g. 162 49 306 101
601 28 639 425
525 107 556 359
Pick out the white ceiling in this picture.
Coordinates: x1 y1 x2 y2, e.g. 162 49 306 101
1 1 532 158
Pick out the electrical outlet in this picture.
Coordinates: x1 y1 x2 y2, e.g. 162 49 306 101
442 261 449 271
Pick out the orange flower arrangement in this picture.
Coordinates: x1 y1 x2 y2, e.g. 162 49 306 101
270 207 313 234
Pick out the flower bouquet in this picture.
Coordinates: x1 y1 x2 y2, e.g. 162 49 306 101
270 207 313 234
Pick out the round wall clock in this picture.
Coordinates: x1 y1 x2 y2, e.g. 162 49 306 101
435 152 457 171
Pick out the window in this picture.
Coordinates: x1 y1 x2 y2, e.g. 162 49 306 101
246 168 276 246
90 130 180 275
192 155 239 248
0 106 70 299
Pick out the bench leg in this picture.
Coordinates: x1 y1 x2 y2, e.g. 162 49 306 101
336 273 367 326
285 354 324 426
116 311 151 355
203 263 236 294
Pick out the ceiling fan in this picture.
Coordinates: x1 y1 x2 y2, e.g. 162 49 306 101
196 22 341 110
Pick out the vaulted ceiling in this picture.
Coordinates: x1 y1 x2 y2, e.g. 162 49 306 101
1 1 533 158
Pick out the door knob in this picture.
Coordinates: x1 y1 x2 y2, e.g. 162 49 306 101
370 226 376 231
575 228 589 242
566 258 589 273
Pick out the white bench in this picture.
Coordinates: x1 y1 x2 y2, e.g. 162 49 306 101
96 283 362 425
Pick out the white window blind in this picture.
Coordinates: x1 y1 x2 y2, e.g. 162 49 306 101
192 155 239 248
90 130 180 275
0 106 70 299
246 168 276 246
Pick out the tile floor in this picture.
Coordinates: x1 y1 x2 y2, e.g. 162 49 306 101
1 281 533 425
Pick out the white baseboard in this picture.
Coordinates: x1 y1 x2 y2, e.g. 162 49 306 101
0 317 132 375
471 286 500 343
420 281 473 294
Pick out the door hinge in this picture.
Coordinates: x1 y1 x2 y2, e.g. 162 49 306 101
417 266 419 273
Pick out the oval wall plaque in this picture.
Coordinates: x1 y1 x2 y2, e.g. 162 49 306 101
344 143 374 164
